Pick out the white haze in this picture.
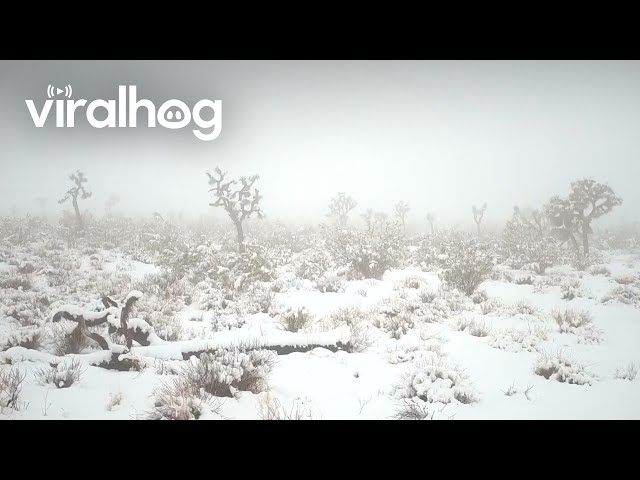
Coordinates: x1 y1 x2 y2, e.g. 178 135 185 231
1 60 639 230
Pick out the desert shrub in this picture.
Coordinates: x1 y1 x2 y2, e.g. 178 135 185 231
437 234 493 296
0 366 27 411
34 358 85 388
498 219 562 274
328 307 374 353
106 390 124 411
278 306 311 333
454 314 491 337
614 362 638 381
147 376 219 420
294 247 334 281
315 273 345 293
614 274 637 285
489 323 551 353
480 299 501 315
533 351 595 385
560 278 583 300
393 398 439 420
551 308 592 332
5 327 42 351
602 285 640 307
514 275 535 285
0 292 50 327
0 274 32 291
181 348 275 397
511 300 539 316
470 289 489 304
418 288 437 304
148 315 185 342
589 265 610 276
324 223 405 280
394 355 479 405
257 394 315 420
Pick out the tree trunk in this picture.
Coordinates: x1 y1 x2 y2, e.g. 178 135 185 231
567 230 580 254
233 219 245 253
582 222 590 257
476 221 481 236
72 195 83 229
429 222 434 235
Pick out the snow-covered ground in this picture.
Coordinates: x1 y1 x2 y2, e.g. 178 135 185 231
2 242 639 420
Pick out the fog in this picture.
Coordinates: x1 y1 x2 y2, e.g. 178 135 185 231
1 60 639 229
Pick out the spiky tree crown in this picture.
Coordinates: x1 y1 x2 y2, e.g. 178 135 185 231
207 167 264 222
59 170 92 204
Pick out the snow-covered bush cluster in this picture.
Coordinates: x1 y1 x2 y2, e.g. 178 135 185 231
435 233 494 296
533 351 595 385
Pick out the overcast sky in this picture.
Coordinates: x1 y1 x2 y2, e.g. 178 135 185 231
1 60 639 229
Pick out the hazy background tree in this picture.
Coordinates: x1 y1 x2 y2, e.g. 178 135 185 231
105 193 121 216
568 178 622 256
59 170 91 229
207 167 264 253
395 201 410 230
328 192 357 227
472 203 487 235
426 212 436 235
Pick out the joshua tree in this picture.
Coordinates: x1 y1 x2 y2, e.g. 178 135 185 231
546 179 622 257
328 192 357 227
105 193 121 215
426 212 436 235
207 167 264 253
472 203 487 235
59 170 92 229
395 201 410 230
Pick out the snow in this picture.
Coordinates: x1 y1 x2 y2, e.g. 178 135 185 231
3 243 640 420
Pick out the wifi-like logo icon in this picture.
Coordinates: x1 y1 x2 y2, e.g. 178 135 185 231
47 84 73 98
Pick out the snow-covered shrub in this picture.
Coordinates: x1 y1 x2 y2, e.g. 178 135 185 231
454 314 491 337
614 273 637 285
551 308 592 332
0 366 26 411
511 300 539 316
257 393 315 420
0 274 32 291
498 219 561 274
328 307 374 353
514 275 535 285
147 376 219 420
0 291 50 327
489 324 551 353
393 398 441 420
34 358 85 389
315 272 345 293
480 298 501 315
394 355 479 405
182 348 275 397
209 315 246 333
418 288 437 304
233 285 274 315
614 362 638 381
324 222 406 280
294 247 334 281
5 327 42 351
106 390 124 411
437 234 493 296
533 351 595 385
149 315 185 342
278 306 311 333
602 285 640 307
589 265 610 276
470 289 489 304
